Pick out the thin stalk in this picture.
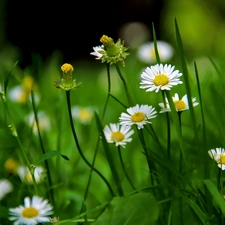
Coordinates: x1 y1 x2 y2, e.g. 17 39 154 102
138 129 155 186
115 64 133 106
31 91 54 204
65 91 114 196
101 64 111 121
117 146 136 190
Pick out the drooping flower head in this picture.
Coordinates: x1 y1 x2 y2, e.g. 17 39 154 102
0 179 13 200
137 41 174 64
54 63 82 91
159 93 199 113
90 35 129 66
208 148 225 170
103 123 134 148
119 104 157 129
9 196 53 225
140 64 183 93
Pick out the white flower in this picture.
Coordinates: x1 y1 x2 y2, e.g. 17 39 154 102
208 148 225 170
9 195 53 225
90 46 103 60
8 86 27 103
119 104 157 129
25 111 50 134
137 41 174 63
0 179 13 200
140 64 183 93
17 166 45 184
103 123 134 148
159 93 199 113
72 106 94 124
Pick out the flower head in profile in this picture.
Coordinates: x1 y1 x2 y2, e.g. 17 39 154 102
0 179 13 200
17 166 46 184
103 123 134 148
208 148 225 170
90 35 129 66
119 104 157 129
159 93 199 113
140 64 183 93
137 41 174 64
9 195 53 225
54 63 82 91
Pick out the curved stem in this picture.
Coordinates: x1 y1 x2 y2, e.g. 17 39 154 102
65 91 114 196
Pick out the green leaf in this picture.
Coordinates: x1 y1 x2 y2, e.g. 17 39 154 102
93 192 159 225
35 150 69 166
203 179 225 216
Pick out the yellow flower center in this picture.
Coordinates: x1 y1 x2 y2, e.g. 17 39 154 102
219 154 225 164
22 207 39 218
61 63 74 79
131 112 145 122
4 158 18 173
153 74 169 86
100 35 115 49
110 131 124 142
78 109 93 122
174 100 186 111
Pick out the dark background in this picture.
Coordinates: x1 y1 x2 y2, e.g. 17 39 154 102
3 0 164 68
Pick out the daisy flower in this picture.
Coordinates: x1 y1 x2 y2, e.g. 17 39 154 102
140 64 183 93
159 93 199 113
0 179 13 200
137 41 174 64
208 148 225 170
103 123 134 148
17 166 45 184
72 106 94 124
9 195 53 225
119 104 157 129
90 35 129 66
90 46 103 60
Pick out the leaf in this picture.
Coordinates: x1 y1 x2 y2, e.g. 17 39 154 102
203 179 225 216
35 150 69 166
93 192 159 225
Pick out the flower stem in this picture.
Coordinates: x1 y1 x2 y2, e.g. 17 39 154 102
65 90 114 196
117 146 136 190
115 64 133 106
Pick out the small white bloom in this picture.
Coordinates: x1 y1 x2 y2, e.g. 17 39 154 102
119 104 157 129
0 179 13 200
208 148 225 170
72 106 94 124
159 93 199 113
17 166 45 184
90 46 103 60
137 41 174 63
9 195 53 225
26 111 50 134
8 86 27 103
103 123 134 148
140 64 183 93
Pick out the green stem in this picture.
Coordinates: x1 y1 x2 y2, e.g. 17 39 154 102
101 64 111 121
65 91 114 196
117 146 136 190
138 129 155 186
31 91 54 204
115 64 132 106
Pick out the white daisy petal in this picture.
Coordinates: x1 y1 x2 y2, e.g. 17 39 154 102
9 195 53 225
159 93 199 113
103 123 134 148
208 148 225 170
0 179 13 200
119 104 157 129
140 64 183 93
